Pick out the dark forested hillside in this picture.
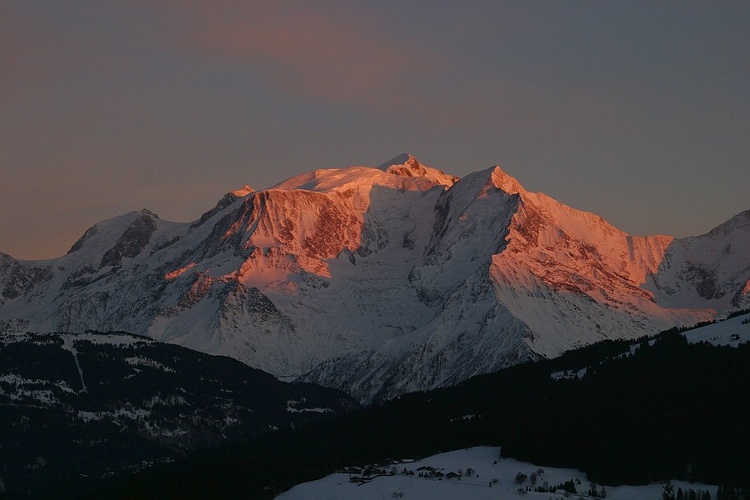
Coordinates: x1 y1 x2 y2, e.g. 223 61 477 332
0 332 356 498
73 331 750 500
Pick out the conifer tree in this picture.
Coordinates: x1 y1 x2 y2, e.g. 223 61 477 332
662 480 676 500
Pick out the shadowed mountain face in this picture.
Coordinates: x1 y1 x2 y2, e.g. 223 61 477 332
1 155 748 402
645 210 750 309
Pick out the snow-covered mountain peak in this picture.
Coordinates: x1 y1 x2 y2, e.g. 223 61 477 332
645 208 750 310
231 185 255 197
377 153 458 188
265 157 457 225
377 153 414 170
273 167 383 193
489 166 525 195
67 210 158 256
271 155 456 197
704 209 750 238
446 166 526 204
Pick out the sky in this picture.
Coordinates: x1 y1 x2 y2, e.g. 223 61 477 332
1 1 749 260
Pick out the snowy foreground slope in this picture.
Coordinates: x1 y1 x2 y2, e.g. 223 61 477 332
1 154 748 402
278 447 715 500
683 311 750 346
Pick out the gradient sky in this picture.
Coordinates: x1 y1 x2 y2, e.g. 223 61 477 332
2 1 749 260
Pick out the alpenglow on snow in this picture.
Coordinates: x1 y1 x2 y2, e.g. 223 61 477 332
1 154 748 403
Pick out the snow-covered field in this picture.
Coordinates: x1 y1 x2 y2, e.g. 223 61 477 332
277 447 715 500
683 312 750 346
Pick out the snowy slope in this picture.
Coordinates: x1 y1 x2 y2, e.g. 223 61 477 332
277 446 716 500
647 210 750 310
0 154 748 402
682 311 750 346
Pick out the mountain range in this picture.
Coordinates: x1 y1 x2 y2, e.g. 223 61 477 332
1 154 748 403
